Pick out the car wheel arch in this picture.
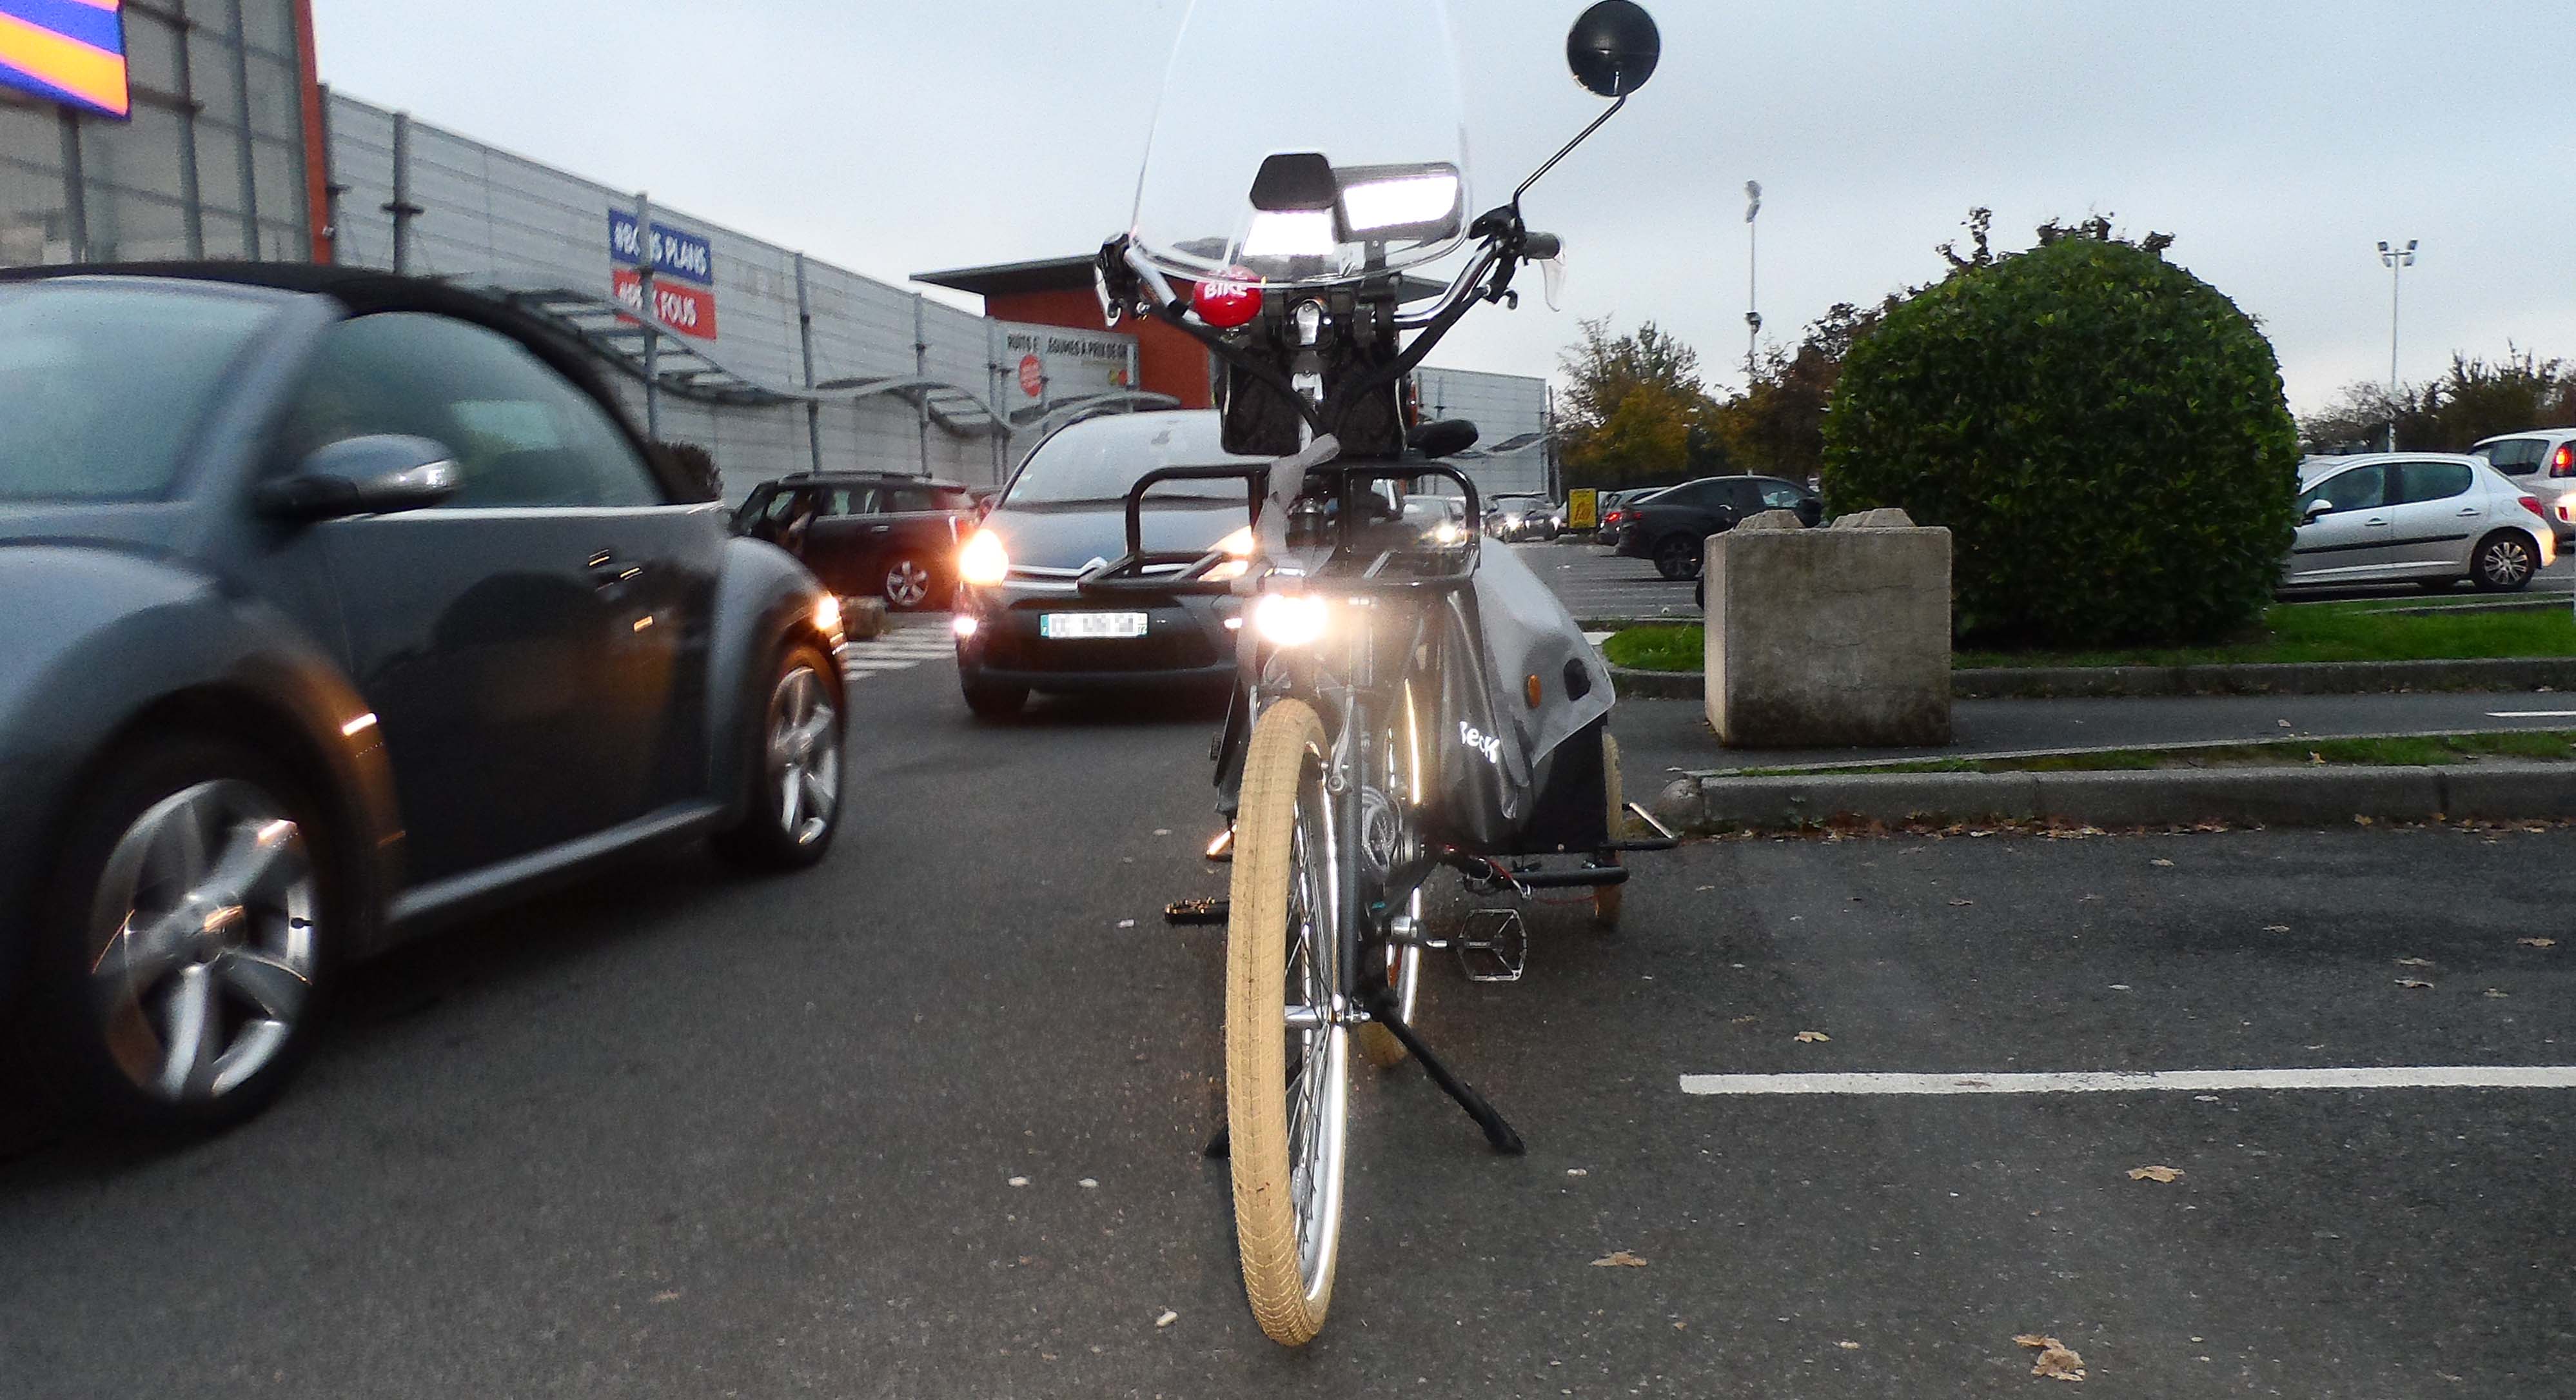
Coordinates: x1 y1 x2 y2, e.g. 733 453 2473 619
704 537 845 818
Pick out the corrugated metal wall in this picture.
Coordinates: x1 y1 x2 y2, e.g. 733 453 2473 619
325 94 1031 500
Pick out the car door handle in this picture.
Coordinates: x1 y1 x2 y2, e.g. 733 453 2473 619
2363 517 2389 527
2457 506 2481 517
866 524 892 534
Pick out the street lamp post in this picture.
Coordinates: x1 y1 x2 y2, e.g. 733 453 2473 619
2377 238 2417 451
1744 181 1763 387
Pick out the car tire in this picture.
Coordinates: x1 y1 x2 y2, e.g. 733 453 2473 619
960 668 1028 720
2472 531 2539 592
25 735 341 1133
713 640 845 871
882 553 943 611
1652 533 1702 580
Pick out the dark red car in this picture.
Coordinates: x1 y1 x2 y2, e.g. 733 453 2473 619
736 471 980 610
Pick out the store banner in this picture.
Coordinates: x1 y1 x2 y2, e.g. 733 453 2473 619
608 210 718 340
0 0 132 119
1000 323 1134 409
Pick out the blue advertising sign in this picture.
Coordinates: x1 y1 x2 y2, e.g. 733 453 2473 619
607 210 714 287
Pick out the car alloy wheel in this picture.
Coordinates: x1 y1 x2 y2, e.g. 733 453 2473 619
766 662 842 848
2475 533 2535 591
884 557 934 610
86 779 319 1105
1653 534 1701 580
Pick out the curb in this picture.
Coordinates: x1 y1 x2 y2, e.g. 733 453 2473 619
1953 656 2576 698
1608 656 2576 702
1657 760 2576 833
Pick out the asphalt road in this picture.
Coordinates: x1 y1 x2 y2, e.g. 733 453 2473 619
1528 541 2576 622
3 637 2571 1397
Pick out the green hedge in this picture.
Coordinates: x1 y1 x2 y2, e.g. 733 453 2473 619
1821 235 2300 646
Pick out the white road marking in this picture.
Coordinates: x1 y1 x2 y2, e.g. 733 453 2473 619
2483 710 2576 718
1676 1065 2576 1096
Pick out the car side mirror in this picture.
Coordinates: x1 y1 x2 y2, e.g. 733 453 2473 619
1568 0 1661 97
2302 497 2332 523
257 435 462 522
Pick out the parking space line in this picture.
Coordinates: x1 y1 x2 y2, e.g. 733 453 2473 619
2484 710 2576 718
1677 1066 2576 1096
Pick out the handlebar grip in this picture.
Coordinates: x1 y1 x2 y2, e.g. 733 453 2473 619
1522 232 1562 261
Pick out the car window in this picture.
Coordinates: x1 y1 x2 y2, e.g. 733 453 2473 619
276 312 665 509
813 486 872 516
2309 464 2387 515
2478 439 2545 475
932 488 974 511
0 282 279 502
1758 482 1806 509
2393 461 2473 505
884 487 947 514
1722 480 1764 511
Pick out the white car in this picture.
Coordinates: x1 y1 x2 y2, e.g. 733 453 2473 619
2284 453 2553 591
2467 428 2576 547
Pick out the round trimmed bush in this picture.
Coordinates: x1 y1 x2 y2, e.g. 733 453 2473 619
1820 235 2300 647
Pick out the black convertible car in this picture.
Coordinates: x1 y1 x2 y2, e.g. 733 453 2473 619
0 264 849 1131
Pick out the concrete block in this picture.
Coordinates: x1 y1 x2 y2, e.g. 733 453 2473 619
841 596 889 640
1705 524 1952 748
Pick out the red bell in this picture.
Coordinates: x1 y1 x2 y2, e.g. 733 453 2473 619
1192 268 1263 329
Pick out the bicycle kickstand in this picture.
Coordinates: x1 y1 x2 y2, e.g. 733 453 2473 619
1362 987 1525 1155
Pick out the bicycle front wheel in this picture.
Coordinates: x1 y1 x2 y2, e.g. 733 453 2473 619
1225 698 1350 1346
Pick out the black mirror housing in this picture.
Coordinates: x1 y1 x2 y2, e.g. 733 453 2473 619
1568 1 1661 97
1409 419 1480 460
258 435 462 522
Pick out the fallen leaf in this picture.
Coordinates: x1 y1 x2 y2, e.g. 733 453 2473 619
2263 925 2291 932
1794 1030 1831 1043
1008 1176 1030 1187
2079 894 2102 902
2395 957 2435 968
2484 988 2510 998
1591 1250 1648 1268
1078 1178 1099 1189
1731 1014 1758 1025
2127 1164 2183 1183
2394 977 2433 990
1836 1339 1861 1350
1566 1167 1589 1177
2354 814 2374 827
2310 751 2325 765
2277 718 2292 729
2150 858 2175 868
1152 828 1172 836
2016 1335 2087 1383
1116 919 1137 929
651 1290 681 1303
1155 1310 1178 1328
1949 898 1974 907
2519 938 2557 949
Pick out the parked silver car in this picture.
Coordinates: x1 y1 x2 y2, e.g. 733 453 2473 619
2283 453 2553 591
2468 428 2576 547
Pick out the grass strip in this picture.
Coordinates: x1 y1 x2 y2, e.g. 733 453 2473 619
1602 602 2576 674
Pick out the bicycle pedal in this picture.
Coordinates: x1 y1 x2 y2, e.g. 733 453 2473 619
1455 908 1527 983
1165 897 1228 927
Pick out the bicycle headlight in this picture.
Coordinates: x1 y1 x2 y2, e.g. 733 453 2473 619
1251 593 1328 648
958 527 1010 587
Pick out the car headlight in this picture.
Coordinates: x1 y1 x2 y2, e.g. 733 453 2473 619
1431 521 1464 545
1251 593 1328 647
958 528 1010 587
1209 524 1256 580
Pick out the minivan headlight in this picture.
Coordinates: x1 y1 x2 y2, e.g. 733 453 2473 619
958 528 1010 587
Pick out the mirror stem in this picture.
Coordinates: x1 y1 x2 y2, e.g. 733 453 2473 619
1513 94 1627 206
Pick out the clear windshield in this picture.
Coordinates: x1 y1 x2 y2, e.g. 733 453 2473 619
0 282 277 502
1005 411 1268 506
1130 0 1471 290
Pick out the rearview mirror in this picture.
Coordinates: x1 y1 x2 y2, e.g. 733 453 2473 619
1568 1 1661 97
1409 419 1480 460
257 435 461 522
2302 497 2332 522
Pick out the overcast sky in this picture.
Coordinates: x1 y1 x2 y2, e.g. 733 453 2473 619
311 1 2575 417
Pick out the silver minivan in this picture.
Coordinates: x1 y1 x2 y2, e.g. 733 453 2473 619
2468 429 2576 546
2284 453 2554 591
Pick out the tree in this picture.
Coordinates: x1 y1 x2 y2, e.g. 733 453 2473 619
1557 317 1715 489
2303 350 2576 453
1823 222 2301 648
1708 301 1891 483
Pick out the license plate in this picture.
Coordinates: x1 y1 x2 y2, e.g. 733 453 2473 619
1039 611 1148 640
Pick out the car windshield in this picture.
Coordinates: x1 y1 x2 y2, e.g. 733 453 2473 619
1005 413 1266 506
0 282 278 502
